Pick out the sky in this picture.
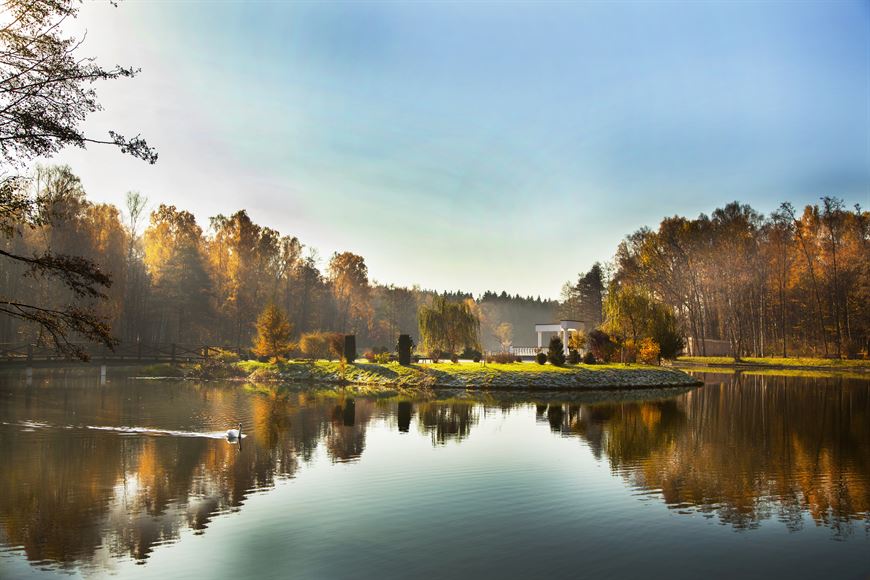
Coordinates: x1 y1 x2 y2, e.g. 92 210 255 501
51 0 870 299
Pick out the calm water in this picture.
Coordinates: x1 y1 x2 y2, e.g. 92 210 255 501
0 368 868 579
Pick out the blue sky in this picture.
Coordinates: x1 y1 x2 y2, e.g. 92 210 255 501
55 1 869 298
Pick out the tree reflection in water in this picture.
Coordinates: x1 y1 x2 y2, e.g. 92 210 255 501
416 401 478 444
545 372 870 535
0 370 867 570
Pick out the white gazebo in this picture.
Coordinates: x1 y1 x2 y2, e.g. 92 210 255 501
535 320 586 355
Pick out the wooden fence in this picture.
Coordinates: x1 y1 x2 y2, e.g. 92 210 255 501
0 342 244 365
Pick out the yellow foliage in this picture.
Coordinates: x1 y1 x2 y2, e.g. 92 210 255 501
638 337 661 365
252 303 292 360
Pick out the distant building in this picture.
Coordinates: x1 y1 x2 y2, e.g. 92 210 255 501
684 337 731 357
509 320 587 358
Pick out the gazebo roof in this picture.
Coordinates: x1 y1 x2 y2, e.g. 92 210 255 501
534 320 586 332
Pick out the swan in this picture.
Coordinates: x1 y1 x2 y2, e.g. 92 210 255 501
226 423 242 440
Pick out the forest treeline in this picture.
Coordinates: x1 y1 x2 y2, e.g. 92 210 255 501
1 166 867 359
606 200 869 358
0 165 556 352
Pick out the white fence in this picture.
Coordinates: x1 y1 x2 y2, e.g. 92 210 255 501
509 346 539 357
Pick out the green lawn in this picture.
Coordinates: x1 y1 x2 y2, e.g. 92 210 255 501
676 356 870 368
232 359 697 390
238 359 663 375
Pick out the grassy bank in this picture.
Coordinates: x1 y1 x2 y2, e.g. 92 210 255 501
224 360 700 390
676 365 870 381
676 356 869 372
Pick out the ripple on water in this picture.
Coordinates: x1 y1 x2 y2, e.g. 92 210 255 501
3 420 247 440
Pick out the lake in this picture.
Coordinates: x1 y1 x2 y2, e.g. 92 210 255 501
0 368 868 579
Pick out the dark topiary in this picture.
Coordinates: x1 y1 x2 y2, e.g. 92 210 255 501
343 335 357 362
397 334 414 365
459 346 482 361
536 352 547 365
583 351 596 364
342 399 355 426
588 329 616 362
567 349 581 365
547 335 566 366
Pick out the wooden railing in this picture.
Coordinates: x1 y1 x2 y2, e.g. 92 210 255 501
0 342 245 364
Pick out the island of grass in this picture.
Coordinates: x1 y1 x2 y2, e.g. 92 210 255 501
165 359 702 390
675 356 870 372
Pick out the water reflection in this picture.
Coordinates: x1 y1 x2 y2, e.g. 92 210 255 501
546 372 870 535
0 369 867 573
417 401 477 444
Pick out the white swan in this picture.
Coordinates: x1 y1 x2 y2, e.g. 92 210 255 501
226 423 242 440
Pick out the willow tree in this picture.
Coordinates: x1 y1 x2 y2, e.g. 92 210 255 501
418 296 480 356
604 283 652 348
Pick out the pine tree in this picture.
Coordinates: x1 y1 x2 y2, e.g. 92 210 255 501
253 303 293 360
547 335 566 366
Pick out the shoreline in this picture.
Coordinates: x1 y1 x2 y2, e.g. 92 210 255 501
210 360 703 390
674 357 869 374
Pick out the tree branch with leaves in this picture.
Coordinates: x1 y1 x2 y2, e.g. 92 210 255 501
0 0 156 359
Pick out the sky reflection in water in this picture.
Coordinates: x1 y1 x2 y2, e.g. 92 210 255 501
0 369 868 579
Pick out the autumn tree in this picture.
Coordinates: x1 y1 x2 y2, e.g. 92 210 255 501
648 304 684 360
273 234 302 326
289 252 330 334
766 207 794 357
208 210 273 345
0 166 130 358
252 303 293 360
143 205 212 343
784 202 828 356
604 283 652 349
587 329 617 362
568 330 587 353
299 332 329 359
120 191 149 341
637 337 661 365
610 200 868 359
328 251 371 333
493 322 513 352
0 0 155 357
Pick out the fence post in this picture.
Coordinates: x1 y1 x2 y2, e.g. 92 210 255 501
27 344 33 362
